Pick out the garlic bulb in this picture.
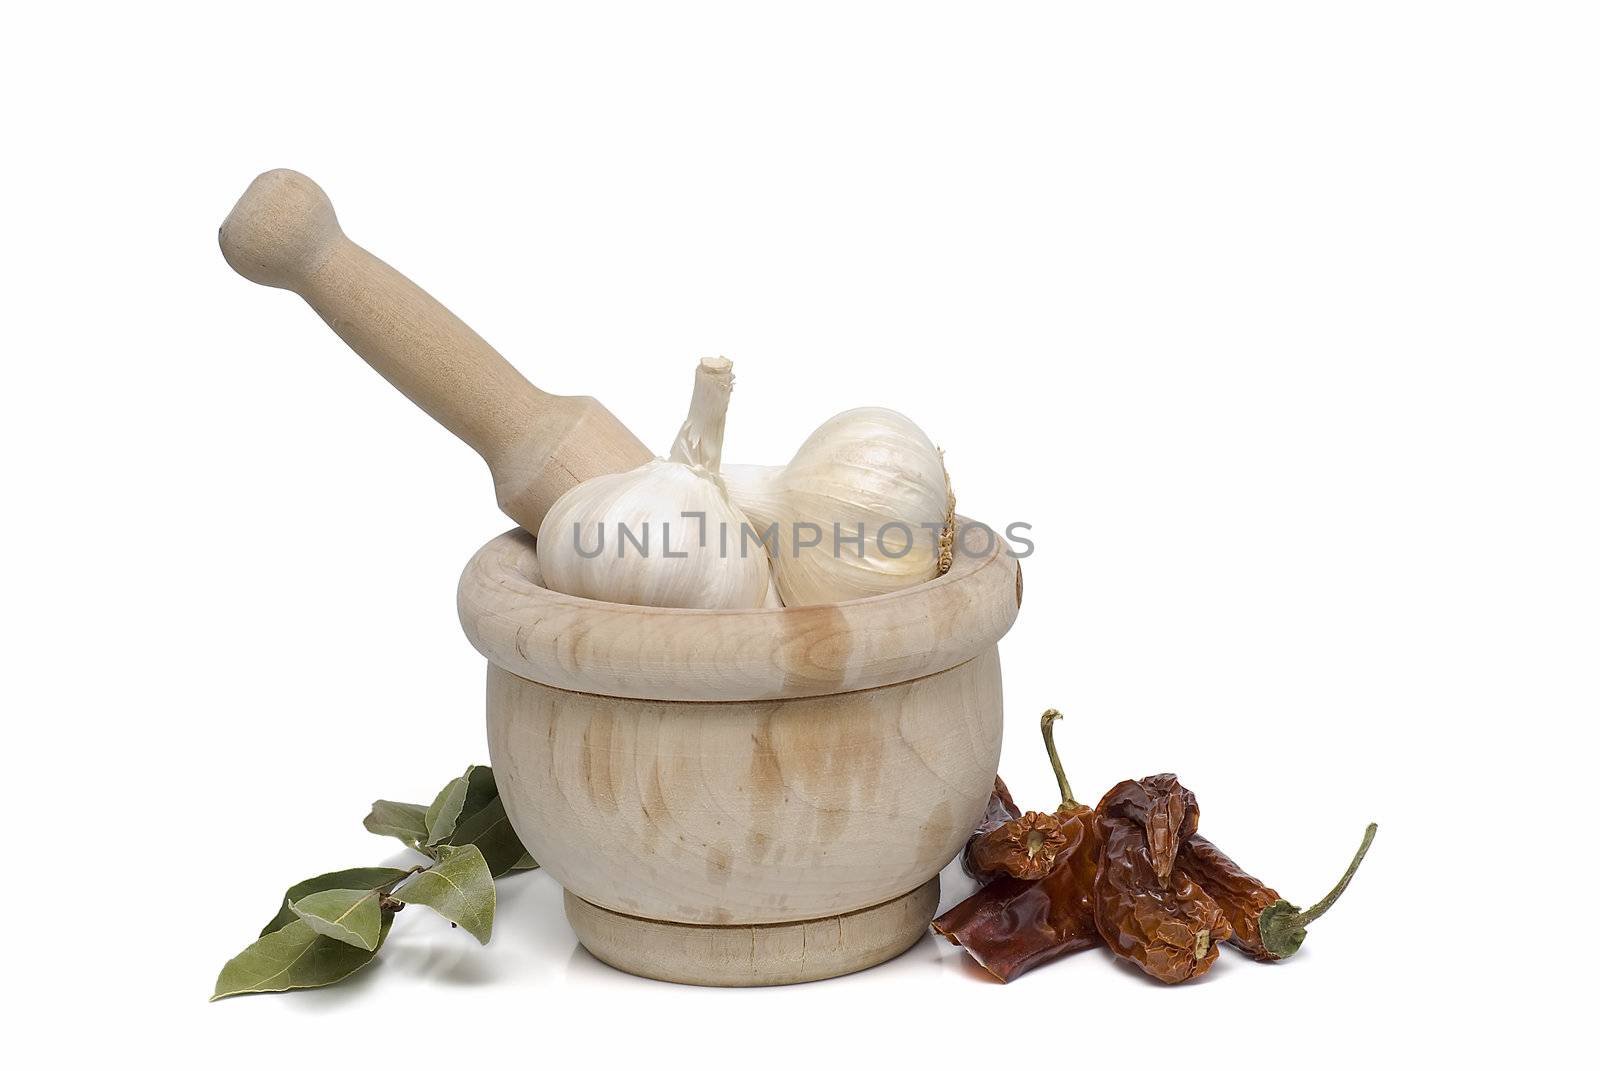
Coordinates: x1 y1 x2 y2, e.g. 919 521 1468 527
536 358 774 609
723 407 954 606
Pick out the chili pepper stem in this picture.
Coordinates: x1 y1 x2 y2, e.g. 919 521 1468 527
1039 709 1077 808
1258 823 1378 959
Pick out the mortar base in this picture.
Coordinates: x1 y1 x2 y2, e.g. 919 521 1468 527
564 878 940 987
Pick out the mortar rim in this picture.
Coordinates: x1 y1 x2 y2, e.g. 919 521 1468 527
457 518 1021 701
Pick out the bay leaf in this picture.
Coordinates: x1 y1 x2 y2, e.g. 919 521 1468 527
424 775 470 847
393 843 495 944
290 888 383 951
459 765 499 822
512 852 539 871
213 914 391 1000
446 796 533 877
261 867 410 937
363 800 429 850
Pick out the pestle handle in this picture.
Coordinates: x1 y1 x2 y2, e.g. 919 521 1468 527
219 169 652 531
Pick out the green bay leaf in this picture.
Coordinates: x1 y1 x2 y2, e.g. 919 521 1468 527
394 843 495 944
261 867 410 937
363 800 429 850
446 796 534 877
424 776 470 847
213 915 391 1000
290 888 383 951
459 765 499 821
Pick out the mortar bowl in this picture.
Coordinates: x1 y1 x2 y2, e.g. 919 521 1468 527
457 522 1020 985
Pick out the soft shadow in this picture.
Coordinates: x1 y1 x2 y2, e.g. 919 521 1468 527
947 949 1006 985
380 929 501 986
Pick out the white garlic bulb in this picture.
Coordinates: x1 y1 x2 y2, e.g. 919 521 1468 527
536 358 774 609
723 407 954 606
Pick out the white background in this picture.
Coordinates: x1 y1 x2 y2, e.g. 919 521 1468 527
2 2 1593 1066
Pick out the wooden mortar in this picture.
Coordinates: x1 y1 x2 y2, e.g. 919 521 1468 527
457 523 1021 985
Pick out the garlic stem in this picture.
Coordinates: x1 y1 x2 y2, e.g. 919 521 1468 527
669 357 734 472
535 356 773 609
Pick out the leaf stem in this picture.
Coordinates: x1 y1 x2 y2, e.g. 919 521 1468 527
381 865 428 898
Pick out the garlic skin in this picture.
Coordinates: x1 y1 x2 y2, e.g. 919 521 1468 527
536 358 774 609
723 407 953 606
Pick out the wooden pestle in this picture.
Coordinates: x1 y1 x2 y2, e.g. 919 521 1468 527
219 169 652 532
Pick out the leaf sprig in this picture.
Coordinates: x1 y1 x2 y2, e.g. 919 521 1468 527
212 765 537 1001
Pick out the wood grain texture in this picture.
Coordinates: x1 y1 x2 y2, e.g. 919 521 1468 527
564 878 939 986
219 169 652 530
464 509 1017 980
487 648 1002 925
458 519 1021 701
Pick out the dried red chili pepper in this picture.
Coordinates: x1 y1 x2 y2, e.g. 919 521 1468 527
961 733 1075 883
970 809 1075 881
964 710 1084 880
932 711 1103 981
1093 774 1233 984
958 776 1023 882
1177 823 1377 961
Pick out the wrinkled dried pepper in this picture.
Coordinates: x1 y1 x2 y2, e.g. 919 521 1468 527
1093 774 1233 984
932 711 1102 981
1177 823 1377 961
970 810 1075 881
966 710 1082 880
958 776 1023 882
961 713 1084 883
